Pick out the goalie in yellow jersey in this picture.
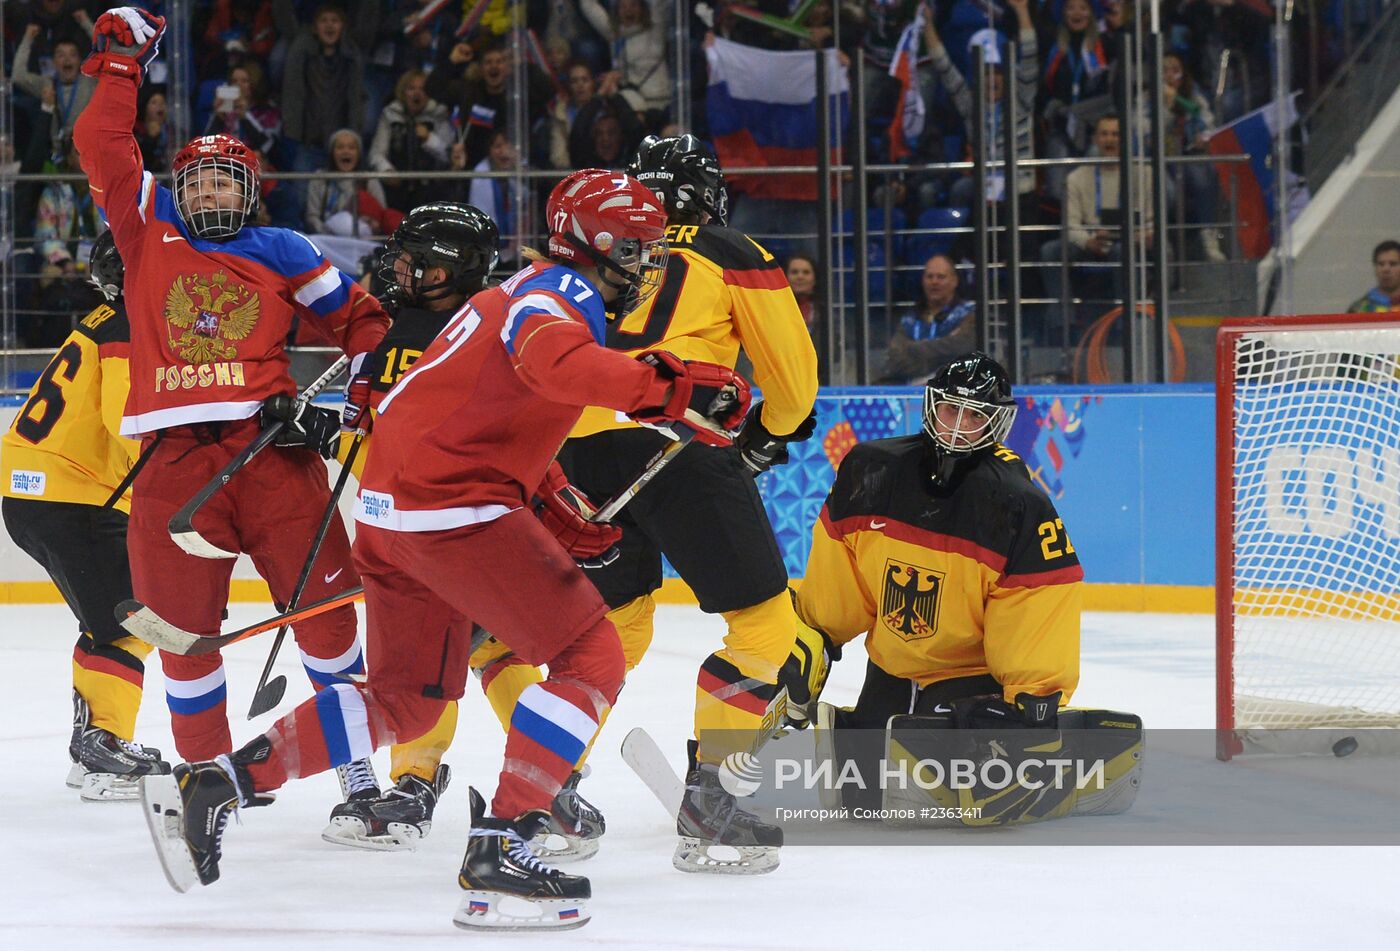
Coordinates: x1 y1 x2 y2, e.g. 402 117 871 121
1 233 171 801
787 352 1142 825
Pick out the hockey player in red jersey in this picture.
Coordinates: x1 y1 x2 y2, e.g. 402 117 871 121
141 169 753 930
74 8 389 803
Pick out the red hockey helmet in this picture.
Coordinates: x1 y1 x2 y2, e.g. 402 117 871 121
172 134 261 239
546 168 668 314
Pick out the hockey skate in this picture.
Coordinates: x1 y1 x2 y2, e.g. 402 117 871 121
454 787 591 932
674 741 782 875
323 764 449 851
68 691 169 802
140 748 273 892
530 768 604 863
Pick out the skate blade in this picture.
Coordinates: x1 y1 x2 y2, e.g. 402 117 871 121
672 837 780 875
320 815 423 852
81 771 142 802
452 892 590 931
65 763 85 789
530 831 600 864
140 773 200 893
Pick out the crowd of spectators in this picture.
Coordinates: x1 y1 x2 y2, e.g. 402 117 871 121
0 0 1373 359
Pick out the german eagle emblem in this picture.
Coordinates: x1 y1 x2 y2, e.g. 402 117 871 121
163 271 259 363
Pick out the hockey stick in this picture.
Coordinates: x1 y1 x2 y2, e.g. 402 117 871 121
116 586 364 656
168 355 351 559
620 727 686 822
246 431 366 718
101 431 164 510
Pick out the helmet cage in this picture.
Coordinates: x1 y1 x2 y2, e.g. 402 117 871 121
562 230 669 316
922 388 1016 456
88 233 124 302
174 154 259 239
376 227 499 306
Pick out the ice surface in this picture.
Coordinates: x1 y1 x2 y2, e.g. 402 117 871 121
1 604 1394 948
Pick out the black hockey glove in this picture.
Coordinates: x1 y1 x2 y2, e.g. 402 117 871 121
263 395 340 459
735 403 817 474
953 691 1062 730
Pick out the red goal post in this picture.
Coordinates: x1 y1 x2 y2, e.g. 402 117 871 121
1216 314 1400 760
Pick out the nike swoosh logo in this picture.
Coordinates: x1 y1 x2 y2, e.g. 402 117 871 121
162 232 184 243
324 568 344 584
870 520 886 529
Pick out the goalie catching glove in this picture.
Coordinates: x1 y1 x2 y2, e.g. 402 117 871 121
533 461 622 567
629 351 751 446
83 6 166 83
736 402 817 474
262 395 340 460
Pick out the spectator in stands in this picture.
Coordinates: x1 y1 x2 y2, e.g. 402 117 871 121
428 41 553 168
1042 0 1112 198
305 128 398 238
12 29 91 154
135 86 173 174
468 129 525 264
1039 113 1154 330
1168 0 1272 124
35 134 101 291
281 4 367 188
550 61 597 169
568 86 645 169
880 254 977 383
544 0 610 74
1347 241 1400 314
1155 51 1224 262
202 0 276 66
786 253 824 357
13 1 92 76
228 61 282 139
579 0 674 123
204 79 277 158
370 69 453 213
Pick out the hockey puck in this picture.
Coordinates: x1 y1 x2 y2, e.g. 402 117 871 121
1332 736 1358 757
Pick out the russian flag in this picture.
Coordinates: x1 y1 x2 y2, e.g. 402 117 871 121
705 36 849 201
1207 95 1300 259
887 4 926 162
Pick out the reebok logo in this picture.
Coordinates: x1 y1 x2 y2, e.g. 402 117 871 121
162 232 184 243
324 568 343 584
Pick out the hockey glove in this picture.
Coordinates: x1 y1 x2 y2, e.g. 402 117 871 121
263 395 340 460
533 461 623 567
629 351 752 447
953 691 1062 730
735 403 817 475
340 350 378 434
83 7 166 83
777 593 839 729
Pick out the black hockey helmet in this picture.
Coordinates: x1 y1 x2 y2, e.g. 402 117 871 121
377 202 500 306
88 231 124 302
625 134 728 226
922 351 1017 486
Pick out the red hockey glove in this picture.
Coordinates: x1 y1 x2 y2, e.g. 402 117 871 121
629 351 752 447
341 351 377 434
83 7 166 83
532 461 623 566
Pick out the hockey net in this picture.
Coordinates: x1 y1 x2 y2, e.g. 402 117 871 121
1216 316 1400 758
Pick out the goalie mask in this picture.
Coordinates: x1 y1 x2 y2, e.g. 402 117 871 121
625 134 728 226
88 231 124 302
922 351 1017 487
377 202 500 306
172 134 260 240
546 168 669 317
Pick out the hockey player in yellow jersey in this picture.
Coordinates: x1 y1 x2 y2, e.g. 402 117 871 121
789 353 1141 824
1 233 171 801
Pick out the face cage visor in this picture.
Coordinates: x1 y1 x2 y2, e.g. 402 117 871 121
597 235 669 315
174 156 257 239
922 388 1016 456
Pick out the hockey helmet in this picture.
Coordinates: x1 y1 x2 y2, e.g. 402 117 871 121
377 202 500 306
172 134 261 239
625 134 728 225
546 168 669 315
88 231 124 302
922 351 1017 486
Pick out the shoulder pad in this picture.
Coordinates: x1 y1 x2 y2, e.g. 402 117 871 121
76 302 130 345
673 225 778 271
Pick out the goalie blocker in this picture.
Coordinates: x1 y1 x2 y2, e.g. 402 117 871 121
813 700 1143 826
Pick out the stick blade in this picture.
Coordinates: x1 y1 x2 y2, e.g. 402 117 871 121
116 599 204 654
169 519 239 560
620 727 685 822
247 676 287 719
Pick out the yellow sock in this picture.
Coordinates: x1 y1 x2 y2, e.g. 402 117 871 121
72 634 151 740
389 701 458 783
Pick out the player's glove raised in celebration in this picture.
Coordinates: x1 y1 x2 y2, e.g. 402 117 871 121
83 7 166 83
263 395 340 460
629 350 752 447
735 402 817 475
533 461 623 567
340 351 377 434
